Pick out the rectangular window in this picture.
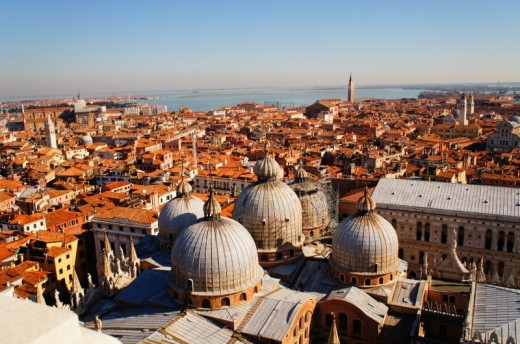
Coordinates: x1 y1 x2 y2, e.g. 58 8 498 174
59 268 63 275
67 265 71 271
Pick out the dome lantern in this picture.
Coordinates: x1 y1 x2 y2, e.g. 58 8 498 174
356 186 376 213
253 141 281 181
203 184 221 220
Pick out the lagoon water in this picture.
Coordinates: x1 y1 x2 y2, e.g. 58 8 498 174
135 86 424 111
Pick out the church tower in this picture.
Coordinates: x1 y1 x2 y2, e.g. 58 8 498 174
468 92 475 115
45 115 58 149
348 73 355 102
456 94 468 125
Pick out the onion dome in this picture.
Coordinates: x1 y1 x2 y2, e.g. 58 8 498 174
356 187 377 212
233 146 303 266
203 185 221 220
253 151 281 181
171 187 263 305
294 164 308 182
176 179 193 195
158 180 204 245
330 189 399 281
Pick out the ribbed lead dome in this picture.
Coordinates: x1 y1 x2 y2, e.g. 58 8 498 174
171 215 263 296
331 196 399 275
292 181 330 236
158 184 204 245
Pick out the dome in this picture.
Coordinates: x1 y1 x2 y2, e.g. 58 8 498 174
81 134 93 145
171 190 263 299
158 184 204 245
291 180 330 241
509 115 520 124
233 148 303 266
234 182 303 251
331 194 399 276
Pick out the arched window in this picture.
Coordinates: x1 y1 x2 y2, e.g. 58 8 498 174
276 252 283 260
325 313 333 328
339 313 348 334
458 227 465 246
364 278 371 286
351 277 357 285
240 293 247 301
419 251 425 265
416 222 423 241
353 319 362 336
424 223 430 242
507 232 514 253
497 231 505 251
379 277 384 284
202 299 211 308
485 229 493 250
390 274 393 281
261 254 268 261
339 273 345 282
221 297 230 307
299 316 304 329
305 311 311 323
391 218 397 228
441 225 448 244
398 248 404 259
254 286 259 294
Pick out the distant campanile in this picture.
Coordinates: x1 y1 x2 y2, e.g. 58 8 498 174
45 115 58 149
348 73 355 102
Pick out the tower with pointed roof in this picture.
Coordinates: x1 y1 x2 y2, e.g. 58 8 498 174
348 73 355 103
45 115 57 148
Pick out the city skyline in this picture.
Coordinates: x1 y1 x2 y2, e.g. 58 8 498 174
2 0 520 98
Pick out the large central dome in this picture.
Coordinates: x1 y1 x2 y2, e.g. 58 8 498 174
330 189 399 287
233 144 303 267
171 187 263 309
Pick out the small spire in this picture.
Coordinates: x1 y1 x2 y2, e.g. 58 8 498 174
129 236 138 264
103 231 112 255
71 269 83 294
327 313 341 344
102 254 112 278
203 183 221 220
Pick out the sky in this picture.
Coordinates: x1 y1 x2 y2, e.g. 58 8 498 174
1 0 520 99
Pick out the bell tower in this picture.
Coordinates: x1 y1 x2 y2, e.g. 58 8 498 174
45 115 58 149
348 73 355 102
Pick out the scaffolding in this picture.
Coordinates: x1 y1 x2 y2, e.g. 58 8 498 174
320 177 339 233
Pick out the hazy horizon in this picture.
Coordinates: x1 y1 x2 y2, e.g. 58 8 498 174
2 0 520 99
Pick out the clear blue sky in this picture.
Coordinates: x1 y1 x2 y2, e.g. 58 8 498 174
1 0 519 98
